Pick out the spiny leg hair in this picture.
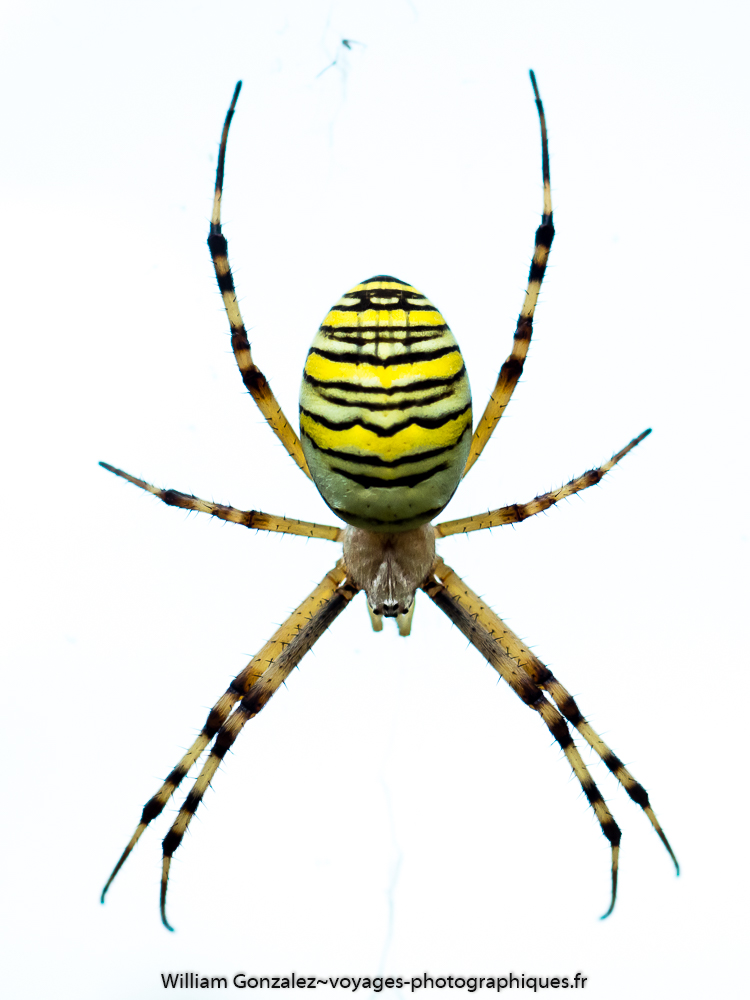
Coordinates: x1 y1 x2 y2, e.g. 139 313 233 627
431 558 679 902
463 70 554 477
99 461 342 541
207 81 312 480
422 565 622 918
438 429 651 537
101 562 349 908
159 572 358 930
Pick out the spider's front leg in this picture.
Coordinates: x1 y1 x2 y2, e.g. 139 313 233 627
462 70 554 477
208 81 312 479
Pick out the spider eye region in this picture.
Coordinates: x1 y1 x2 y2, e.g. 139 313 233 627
299 276 472 532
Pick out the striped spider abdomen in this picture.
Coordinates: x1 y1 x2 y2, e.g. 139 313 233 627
299 276 472 532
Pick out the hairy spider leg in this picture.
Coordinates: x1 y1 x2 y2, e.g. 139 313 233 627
99 462 343 541
422 566 622 917
207 81 312 479
159 570 358 929
462 71 554 477
437 430 651 536
432 558 679 877
101 562 349 905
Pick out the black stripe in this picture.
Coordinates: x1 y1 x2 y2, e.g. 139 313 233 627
181 790 202 816
207 232 228 259
558 694 584 727
528 261 547 284
327 297 434 312
303 367 466 395
499 358 524 382
600 819 621 848
307 344 458 367
514 317 532 342
300 401 471 437
162 829 182 857
320 326 448 342
534 222 555 249
332 503 445 525
207 235 236 295
315 387 457 411
602 750 624 772
331 463 449 490
142 794 167 824
624 781 650 809
211 730 234 762
214 270 235 295
164 766 186 788
545 709 574 750
301 432 465 468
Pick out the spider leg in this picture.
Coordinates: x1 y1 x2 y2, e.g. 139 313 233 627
207 82 312 480
437 430 650 537
432 558 679 875
463 70 554 477
159 569 358 930
101 561 348 906
99 462 343 540
423 561 621 918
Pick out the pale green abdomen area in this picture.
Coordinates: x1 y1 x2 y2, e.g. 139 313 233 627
299 276 472 531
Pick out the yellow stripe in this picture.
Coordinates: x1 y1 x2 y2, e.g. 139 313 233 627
300 409 471 462
305 351 463 389
323 309 446 329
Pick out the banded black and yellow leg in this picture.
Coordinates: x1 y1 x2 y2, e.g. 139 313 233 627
159 569 358 930
432 558 679 880
99 462 342 541
423 564 621 918
101 562 349 905
208 81 312 479
437 430 651 537
463 70 554 477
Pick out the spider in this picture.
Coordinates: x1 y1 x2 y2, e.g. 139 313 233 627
101 72 678 930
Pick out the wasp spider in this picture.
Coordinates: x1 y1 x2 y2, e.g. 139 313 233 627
101 73 678 930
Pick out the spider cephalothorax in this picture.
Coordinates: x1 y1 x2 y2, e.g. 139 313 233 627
101 73 678 930
343 521 435 620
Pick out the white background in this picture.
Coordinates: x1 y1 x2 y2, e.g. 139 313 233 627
2 1 747 997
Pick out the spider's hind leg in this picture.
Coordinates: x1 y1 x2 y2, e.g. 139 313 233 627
101 562 350 912
423 562 622 917
158 564 357 930
432 559 679 882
